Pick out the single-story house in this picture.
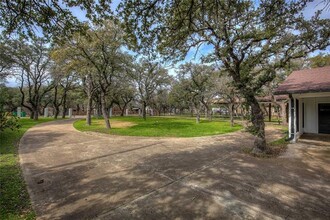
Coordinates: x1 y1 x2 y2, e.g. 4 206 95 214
275 66 330 142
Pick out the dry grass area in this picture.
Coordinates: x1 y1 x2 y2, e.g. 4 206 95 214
94 120 137 128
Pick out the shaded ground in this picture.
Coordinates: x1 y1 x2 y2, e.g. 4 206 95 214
19 120 330 219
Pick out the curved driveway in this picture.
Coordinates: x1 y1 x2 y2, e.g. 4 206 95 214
19 119 330 219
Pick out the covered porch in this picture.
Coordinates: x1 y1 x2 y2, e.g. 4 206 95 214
288 92 330 142
275 66 330 143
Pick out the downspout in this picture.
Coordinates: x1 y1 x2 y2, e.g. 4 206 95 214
286 94 295 142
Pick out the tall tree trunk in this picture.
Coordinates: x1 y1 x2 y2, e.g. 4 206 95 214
120 103 128 116
248 97 267 153
142 101 147 120
33 108 39 120
86 94 93 125
229 103 234 127
281 102 288 125
204 105 212 121
196 108 200 124
101 93 111 129
54 86 59 119
54 106 60 119
62 92 67 119
33 98 39 120
62 107 66 119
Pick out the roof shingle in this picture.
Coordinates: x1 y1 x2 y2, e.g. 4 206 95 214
275 66 330 94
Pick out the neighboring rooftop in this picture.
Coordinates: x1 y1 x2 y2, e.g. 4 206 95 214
275 66 330 94
257 95 289 102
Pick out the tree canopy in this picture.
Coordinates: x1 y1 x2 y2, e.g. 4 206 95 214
0 0 114 40
119 0 330 152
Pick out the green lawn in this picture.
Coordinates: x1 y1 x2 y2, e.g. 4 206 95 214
74 116 242 137
0 117 55 220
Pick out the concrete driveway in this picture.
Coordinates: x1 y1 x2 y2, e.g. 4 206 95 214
19 119 330 219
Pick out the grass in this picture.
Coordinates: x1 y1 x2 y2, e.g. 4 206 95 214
74 116 242 137
0 117 55 220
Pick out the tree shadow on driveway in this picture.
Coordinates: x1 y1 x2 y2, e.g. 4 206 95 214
21 133 330 220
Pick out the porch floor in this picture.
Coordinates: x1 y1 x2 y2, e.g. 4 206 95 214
299 133 330 145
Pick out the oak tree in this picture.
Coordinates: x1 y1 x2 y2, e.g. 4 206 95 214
119 0 330 152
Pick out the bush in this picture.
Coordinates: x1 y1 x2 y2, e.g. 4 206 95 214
0 111 20 132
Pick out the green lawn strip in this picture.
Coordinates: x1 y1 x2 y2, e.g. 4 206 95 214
0 117 55 220
74 116 242 137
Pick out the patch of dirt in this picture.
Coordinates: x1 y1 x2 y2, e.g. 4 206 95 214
95 120 137 128
112 121 137 128
265 124 287 142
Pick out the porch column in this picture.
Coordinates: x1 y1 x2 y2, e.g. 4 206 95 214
268 103 272 122
288 95 295 141
293 97 297 142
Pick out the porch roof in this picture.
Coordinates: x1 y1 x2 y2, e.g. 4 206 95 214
275 66 330 95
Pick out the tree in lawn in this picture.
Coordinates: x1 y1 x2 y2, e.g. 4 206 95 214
111 76 136 117
130 59 170 120
119 0 330 153
50 65 79 119
178 63 217 123
153 87 172 116
169 79 192 116
52 21 126 128
214 72 241 127
2 37 54 120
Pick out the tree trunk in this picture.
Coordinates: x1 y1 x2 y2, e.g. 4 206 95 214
204 105 212 121
61 93 67 119
54 106 60 119
120 103 128 116
229 103 234 127
249 97 267 153
62 107 66 119
33 108 39 120
142 102 147 120
190 107 194 117
86 94 92 126
101 93 111 129
281 102 288 125
196 109 200 124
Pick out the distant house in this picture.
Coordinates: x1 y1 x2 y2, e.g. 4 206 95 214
257 95 289 123
275 66 330 142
